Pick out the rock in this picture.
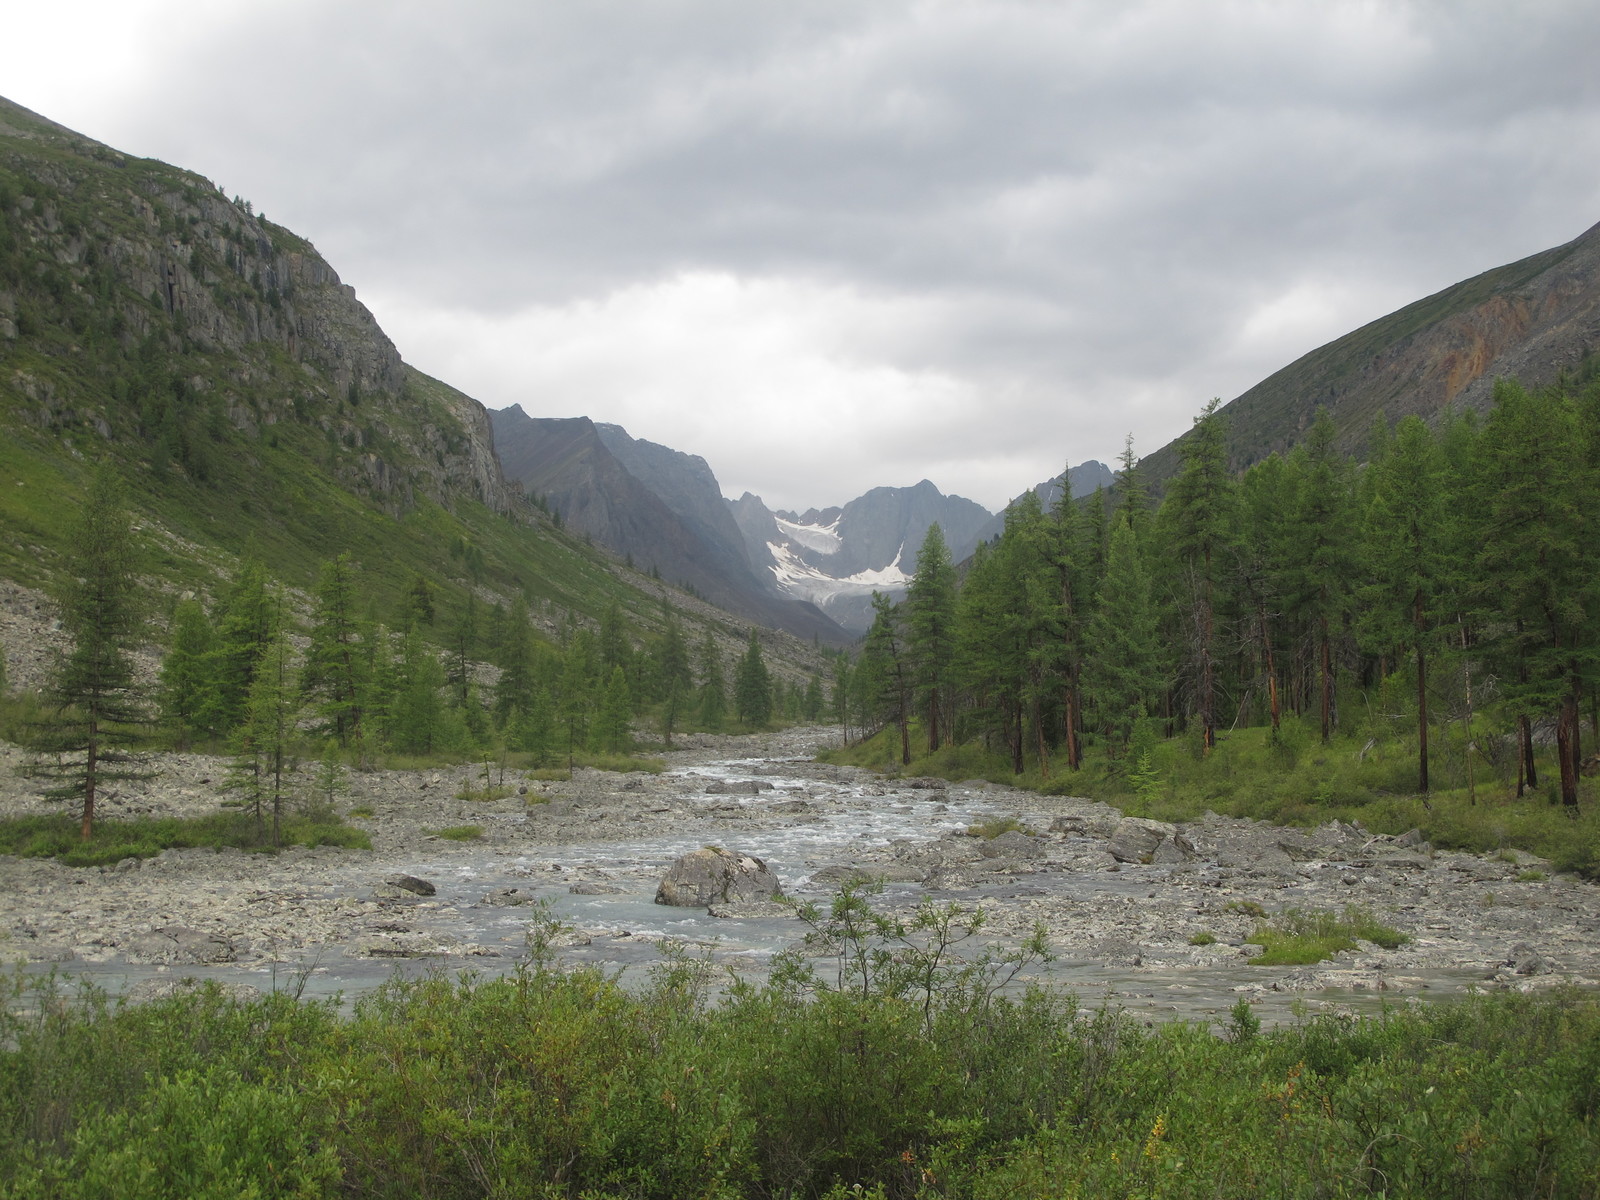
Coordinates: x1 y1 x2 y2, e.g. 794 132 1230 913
704 780 772 795
707 900 794 919
1090 936 1145 967
123 926 236 965
124 978 262 1005
1151 834 1197 864
351 935 440 958
567 882 623 895
383 874 436 896
1394 828 1429 849
481 887 537 906
1108 817 1176 863
901 777 948 791
1371 853 1430 872
655 847 784 907
813 863 924 885
1507 942 1554 975
980 830 1047 859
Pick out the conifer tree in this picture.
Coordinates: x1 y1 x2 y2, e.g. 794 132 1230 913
1083 519 1162 754
733 629 772 727
387 627 447 755
34 469 149 840
158 597 215 747
1359 415 1450 791
447 592 479 707
698 633 728 733
905 523 957 753
557 630 597 765
1162 398 1237 754
227 619 297 844
204 559 273 733
653 614 692 747
494 595 536 725
301 553 367 748
592 665 632 754
859 593 913 764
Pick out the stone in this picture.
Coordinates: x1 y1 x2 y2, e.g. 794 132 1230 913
124 977 262 1005
383 873 436 896
980 830 1047 859
901 777 948 791
123 926 236 965
1151 834 1197 864
567 882 623 895
1507 942 1554 975
707 900 794 919
655 847 783 907
1108 817 1176 863
481 887 536 906
705 780 772 795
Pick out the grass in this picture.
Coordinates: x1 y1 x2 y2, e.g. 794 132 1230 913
429 825 483 842
1246 906 1409 966
966 815 1029 839
0 811 370 867
347 805 375 819
1188 931 1217 946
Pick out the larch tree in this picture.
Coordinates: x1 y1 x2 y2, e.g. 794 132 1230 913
733 629 773 728
301 553 368 747
904 524 957 754
35 468 149 841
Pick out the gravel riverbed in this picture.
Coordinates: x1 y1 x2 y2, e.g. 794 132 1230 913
3 727 1597 1021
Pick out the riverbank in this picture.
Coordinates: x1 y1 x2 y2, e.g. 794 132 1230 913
2 727 1597 1015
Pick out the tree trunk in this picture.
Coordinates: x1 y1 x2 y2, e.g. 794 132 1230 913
1557 693 1580 813
1319 615 1333 743
1520 714 1537 793
81 716 98 842
1414 591 1429 793
1063 678 1082 771
926 685 941 755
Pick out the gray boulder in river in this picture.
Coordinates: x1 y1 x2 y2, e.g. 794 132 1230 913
656 847 784 907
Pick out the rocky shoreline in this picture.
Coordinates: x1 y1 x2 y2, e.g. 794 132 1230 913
3 727 1597 1014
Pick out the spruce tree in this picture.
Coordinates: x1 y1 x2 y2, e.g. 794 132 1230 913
859 593 913 764
34 469 149 840
204 559 273 733
592 665 632 754
653 614 692 747
227 619 298 844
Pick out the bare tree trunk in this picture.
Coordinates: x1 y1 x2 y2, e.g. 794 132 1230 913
81 717 98 843
1414 591 1429 793
1319 615 1333 743
1557 693 1580 814
1520 714 1537 794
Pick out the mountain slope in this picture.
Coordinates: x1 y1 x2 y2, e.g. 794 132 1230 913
731 480 995 633
0 94 815 663
1138 218 1600 486
489 407 846 642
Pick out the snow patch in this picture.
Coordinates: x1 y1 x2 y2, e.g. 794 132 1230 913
773 515 842 555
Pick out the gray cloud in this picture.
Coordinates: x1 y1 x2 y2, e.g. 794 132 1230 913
6 0 1600 509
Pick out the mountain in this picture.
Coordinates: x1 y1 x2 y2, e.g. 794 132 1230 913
0 94 831 678
973 459 1116 546
1138 218 1600 488
730 480 994 634
489 407 846 643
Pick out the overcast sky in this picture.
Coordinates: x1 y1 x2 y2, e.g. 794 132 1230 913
6 1 1600 512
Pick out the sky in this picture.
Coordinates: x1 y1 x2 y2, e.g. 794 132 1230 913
5 1 1600 513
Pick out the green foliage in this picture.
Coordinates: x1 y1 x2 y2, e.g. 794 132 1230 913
966 815 1027 839
733 628 772 727
1247 906 1409 965
430 824 483 841
7 938 1600 1197
0 810 370 866
1188 930 1217 946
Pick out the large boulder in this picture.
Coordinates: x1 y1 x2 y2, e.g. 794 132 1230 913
655 847 784 907
123 926 236 965
1107 817 1176 863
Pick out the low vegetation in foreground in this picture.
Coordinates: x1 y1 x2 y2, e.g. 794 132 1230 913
1 948 1597 1199
0 810 369 868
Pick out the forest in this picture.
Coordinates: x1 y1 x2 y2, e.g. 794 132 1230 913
838 373 1600 873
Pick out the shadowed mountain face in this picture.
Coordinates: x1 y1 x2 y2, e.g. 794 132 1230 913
730 480 995 634
1138 218 1600 488
489 407 846 643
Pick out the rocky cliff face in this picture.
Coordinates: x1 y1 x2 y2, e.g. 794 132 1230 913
1137 218 1600 487
733 480 995 633
974 459 1115 546
0 94 509 518
490 407 845 642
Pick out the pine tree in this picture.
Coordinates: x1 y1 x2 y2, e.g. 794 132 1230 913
653 614 692 747
33 469 149 840
905 523 957 754
733 629 772 727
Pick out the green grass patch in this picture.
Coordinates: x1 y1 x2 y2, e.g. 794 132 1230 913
1247 906 1409 966
347 805 375 819
1189 931 1217 946
0 811 370 866
430 824 483 841
966 815 1029 840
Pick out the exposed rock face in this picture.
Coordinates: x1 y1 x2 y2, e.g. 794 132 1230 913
490 407 844 642
0 94 512 520
734 479 997 633
1137 216 1600 488
655 847 784 907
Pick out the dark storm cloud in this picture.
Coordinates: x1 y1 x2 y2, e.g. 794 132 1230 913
7 0 1600 508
